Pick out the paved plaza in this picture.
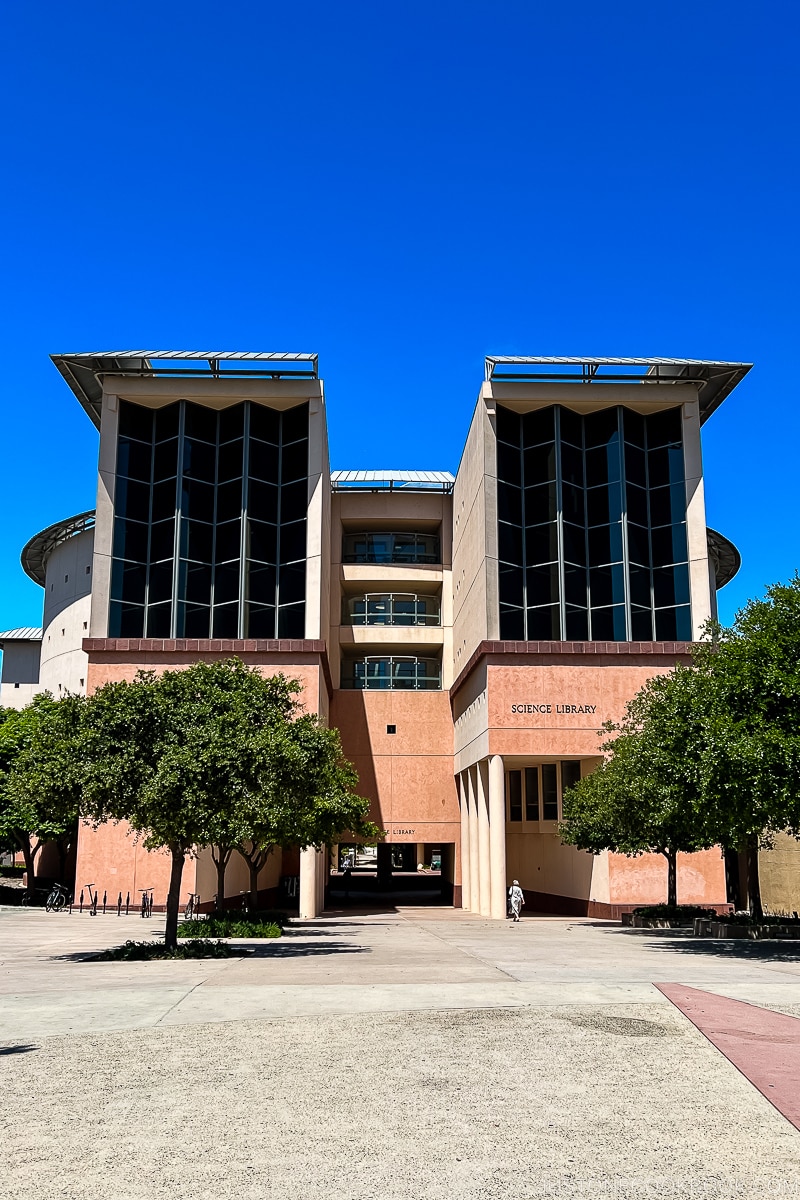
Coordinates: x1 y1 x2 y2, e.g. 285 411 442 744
2 907 800 1198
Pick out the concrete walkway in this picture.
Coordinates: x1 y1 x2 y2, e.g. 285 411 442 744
3 906 800 1039
2 907 800 1199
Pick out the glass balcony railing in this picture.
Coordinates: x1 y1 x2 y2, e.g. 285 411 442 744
342 593 441 627
340 656 442 690
342 532 440 565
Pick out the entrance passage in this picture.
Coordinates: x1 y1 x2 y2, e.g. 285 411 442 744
329 843 455 907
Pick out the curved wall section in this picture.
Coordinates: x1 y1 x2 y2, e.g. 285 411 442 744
39 527 94 695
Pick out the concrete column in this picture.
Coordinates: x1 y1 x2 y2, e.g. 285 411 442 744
477 760 491 917
299 846 321 918
459 773 471 911
488 754 507 920
416 842 426 869
467 767 480 914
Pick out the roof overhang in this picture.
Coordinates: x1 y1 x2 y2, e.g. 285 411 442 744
484 357 752 423
51 351 320 428
21 511 96 587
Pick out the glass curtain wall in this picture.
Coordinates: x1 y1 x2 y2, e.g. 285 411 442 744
496 404 690 642
110 399 308 638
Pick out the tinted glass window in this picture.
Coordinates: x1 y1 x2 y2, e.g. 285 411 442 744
249 404 280 444
218 404 244 443
508 771 522 821
117 437 152 482
542 764 558 819
118 401 154 443
525 767 539 820
183 403 217 443
282 404 309 444
155 404 180 442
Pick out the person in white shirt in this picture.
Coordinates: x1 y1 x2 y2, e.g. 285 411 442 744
508 879 525 922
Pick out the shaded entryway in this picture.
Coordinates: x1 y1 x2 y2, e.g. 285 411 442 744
328 843 455 906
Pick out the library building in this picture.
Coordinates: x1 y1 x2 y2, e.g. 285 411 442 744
0 352 752 918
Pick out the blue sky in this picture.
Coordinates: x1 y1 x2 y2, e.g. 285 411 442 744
1 0 798 632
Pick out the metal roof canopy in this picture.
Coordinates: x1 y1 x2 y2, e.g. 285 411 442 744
485 356 752 422
52 352 319 428
0 627 43 645
21 511 96 587
332 470 454 492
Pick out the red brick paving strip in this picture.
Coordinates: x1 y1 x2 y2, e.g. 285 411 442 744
657 983 800 1131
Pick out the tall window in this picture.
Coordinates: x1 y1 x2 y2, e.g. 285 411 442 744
496 404 690 642
110 400 308 638
506 761 582 823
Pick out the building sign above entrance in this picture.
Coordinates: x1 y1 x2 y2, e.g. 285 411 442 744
511 703 598 715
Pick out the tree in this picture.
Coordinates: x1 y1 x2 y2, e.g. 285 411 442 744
82 659 378 948
560 666 716 907
692 576 800 919
0 695 84 889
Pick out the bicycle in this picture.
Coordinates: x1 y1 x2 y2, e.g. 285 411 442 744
45 882 71 912
184 892 200 920
139 887 154 918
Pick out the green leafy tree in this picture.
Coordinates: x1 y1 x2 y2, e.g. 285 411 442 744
560 666 716 907
692 576 800 919
0 695 83 889
82 659 377 948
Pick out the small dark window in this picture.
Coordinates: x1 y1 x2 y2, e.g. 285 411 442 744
387 725 396 735
85 565 91 574
562 760 582 799
64 574 69 583
14 682 19 689
508 770 523 821
525 767 539 821
542 764 558 820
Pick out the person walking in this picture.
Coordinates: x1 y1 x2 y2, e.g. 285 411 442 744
508 879 525 922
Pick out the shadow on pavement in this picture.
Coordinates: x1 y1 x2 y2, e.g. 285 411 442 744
246 940 370 959
588 923 800 963
0 1043 38 1055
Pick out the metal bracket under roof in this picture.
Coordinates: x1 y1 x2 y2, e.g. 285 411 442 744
484 356 752 422
51 352 319 428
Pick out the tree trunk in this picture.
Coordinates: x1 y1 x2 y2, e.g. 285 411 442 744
215 858 227 912
249 863 260 911
164 846 186 951
746 835 763 922
666 848 678 908
211 845 232 912
17 834 40 895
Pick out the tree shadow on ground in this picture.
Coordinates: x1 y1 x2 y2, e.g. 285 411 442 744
0 1043 38 1055
245 940 370 959
591 923 800 963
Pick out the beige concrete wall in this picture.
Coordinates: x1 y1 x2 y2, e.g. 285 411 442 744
760 833 800 914
0 641 41 709
682 398 713 637
452 397 494 678
306 388 330 641
40 528 93 696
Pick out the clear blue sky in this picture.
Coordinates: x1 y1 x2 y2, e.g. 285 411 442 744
1 0 798 632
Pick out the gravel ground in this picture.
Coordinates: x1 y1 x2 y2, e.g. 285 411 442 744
3 1003 800 1200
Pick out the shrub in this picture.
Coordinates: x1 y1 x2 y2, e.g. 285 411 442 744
90 939 247 961
632 904 718 920
178 910 284 939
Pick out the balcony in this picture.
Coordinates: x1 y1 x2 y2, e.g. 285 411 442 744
340 655 442 691
342 593 441 627
342 532 440 565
